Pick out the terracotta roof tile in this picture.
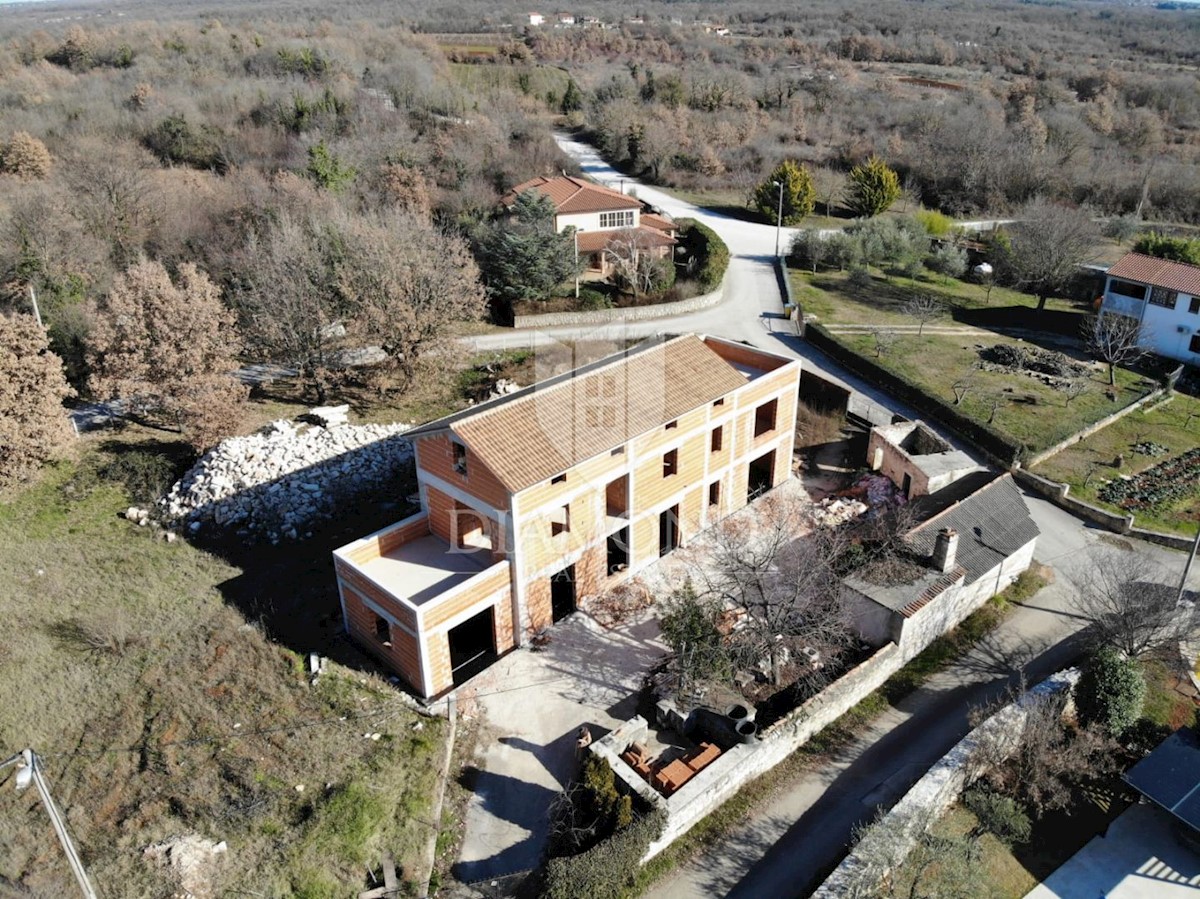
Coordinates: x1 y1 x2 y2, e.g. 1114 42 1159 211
505 175 642 214
641 213 676 233
575 226 676 254
1108 253 1200 297
415 335 750 493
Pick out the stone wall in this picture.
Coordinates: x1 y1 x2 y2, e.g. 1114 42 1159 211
1024 387 1163 468
512 284 722 328
637 538 1036 860
811 669 1079 898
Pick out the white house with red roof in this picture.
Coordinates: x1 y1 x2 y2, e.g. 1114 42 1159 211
1101 252 1200 365
504 174 677 277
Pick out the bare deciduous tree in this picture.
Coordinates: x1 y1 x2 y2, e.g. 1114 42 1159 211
88 259 245 449
604 228 671 297
984 392 1006 424
702 492 857 687
1002 198 1100 311
1083 313 1149 386
0 311 74 488
951 371 977 406
970 687 1119 819
901 294 943 336
234 214 346 403
1062 377 1090 407
338 212 486 390
870 326 898 359
1072 548 1192 659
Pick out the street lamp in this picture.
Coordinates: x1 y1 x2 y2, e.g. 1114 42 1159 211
772 180 784 258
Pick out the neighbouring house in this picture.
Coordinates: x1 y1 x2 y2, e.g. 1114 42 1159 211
527 12 545 26
843 471 1039 650
867 421 984 500
333 334 801 698
555 12 575 25
504 174 677 279
1100 252 1200 366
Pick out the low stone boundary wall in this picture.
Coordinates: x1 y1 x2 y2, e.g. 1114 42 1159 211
812 668 1079 898
642 644 905 858
1011 468 1193 550
512 284 723 328
1024 387 1164 468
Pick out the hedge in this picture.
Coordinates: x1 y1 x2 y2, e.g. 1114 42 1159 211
805 324 1026 465
542 809 666 899
676 218 730 291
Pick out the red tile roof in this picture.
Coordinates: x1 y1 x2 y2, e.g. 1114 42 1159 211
575 226 676 254
408 335 749 492
1107 253 1200 296
506 175 643 215
641 213 676 233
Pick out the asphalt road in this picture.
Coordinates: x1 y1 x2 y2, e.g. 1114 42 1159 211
644 495 1198 899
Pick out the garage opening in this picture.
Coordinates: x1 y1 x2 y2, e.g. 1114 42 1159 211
659 504 680 557
748 450 776 501
551 565 576 622
448 607 497 686
607 527 630 576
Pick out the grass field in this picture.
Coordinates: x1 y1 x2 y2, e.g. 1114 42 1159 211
792 267 1154 455
449 61 570 102
1033 391 1200 535
0 450 447 897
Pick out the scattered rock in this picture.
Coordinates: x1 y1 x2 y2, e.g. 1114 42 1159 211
144 834 227 899
158 420 413 543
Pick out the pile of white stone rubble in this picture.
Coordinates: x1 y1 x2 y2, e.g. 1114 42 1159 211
158 411 413 543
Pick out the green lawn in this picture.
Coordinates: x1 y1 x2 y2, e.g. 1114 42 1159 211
792 268 1153 455
789 266 1079 327
1033 392 1200 535
0 439 447 895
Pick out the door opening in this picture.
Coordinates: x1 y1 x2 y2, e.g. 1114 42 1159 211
447 607 497 685
748 450 776 501
551 565 576 622
607 527 630 575
659 505 680 557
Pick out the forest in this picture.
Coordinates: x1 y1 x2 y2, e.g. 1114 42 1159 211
1 0 1197 445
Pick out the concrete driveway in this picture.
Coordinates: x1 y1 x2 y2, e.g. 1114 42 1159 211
454 609 666 883
1025 803 1200 898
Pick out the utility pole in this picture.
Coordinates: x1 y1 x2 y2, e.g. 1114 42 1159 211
29 284 43 327
773 180 785 258
1 750 99 899
1177 523 1200 606
574 229 580 299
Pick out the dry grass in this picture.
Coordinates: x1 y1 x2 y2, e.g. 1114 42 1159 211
0 447 446 897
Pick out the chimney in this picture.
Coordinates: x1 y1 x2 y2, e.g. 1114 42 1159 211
932 527 959 573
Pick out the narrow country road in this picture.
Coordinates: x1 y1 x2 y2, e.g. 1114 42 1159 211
643 495 1199 899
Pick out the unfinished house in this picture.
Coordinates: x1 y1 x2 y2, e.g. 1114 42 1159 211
334 334 801 698
867 421 984 499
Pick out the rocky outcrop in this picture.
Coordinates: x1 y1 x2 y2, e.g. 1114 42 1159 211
159 419 413 543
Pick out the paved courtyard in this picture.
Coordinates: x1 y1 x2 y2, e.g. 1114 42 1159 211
453 608 665 883
1025 803 1200 898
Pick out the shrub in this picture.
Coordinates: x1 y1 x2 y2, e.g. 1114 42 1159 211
1074 646 1145 737
915 209 954 237
543 809 665 899
847 156 902 218
926 243 968 281
97 448 191 504
306 141 356 192
963 787 1031 846
753 159 816 225
660 580 730 685
1132 231 1200 265
1104 215 1141 245
0 132 53 180
577 287 612 310
676 218 730 291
